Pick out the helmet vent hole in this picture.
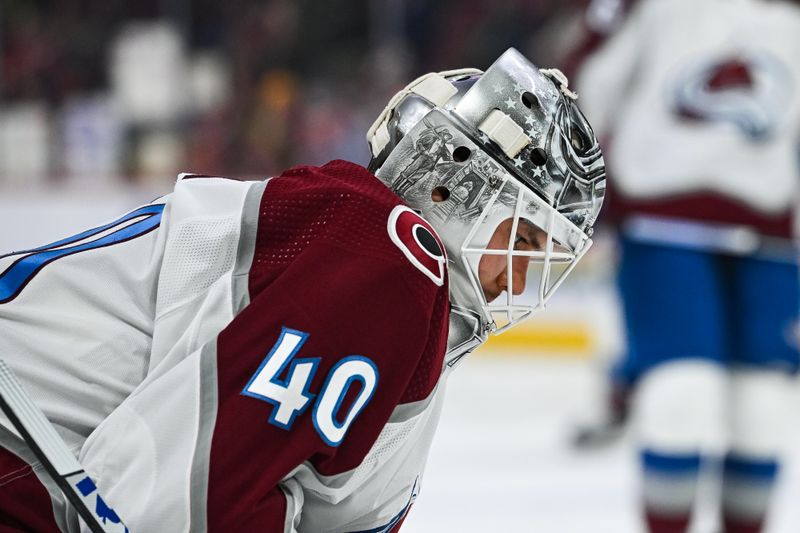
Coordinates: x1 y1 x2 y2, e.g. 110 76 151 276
453 146 472 162
431 186 450 202
529 147 548 166
571 130 586 153
521 91 539 109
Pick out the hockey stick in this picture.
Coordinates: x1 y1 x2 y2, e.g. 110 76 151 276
0 359 129 532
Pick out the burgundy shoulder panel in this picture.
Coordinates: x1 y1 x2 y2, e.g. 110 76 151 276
207 160 450 528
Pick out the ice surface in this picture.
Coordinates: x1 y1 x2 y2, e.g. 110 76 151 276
402 353 800 533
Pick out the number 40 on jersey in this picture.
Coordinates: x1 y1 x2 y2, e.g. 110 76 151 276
242 327 379 447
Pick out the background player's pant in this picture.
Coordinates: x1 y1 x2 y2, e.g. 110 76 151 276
615 236 799 533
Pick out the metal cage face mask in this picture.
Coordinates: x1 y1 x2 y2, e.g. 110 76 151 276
460 175 592 333
368 48 605 335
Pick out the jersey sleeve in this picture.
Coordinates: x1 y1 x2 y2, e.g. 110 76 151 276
73 162 451 532
206 215 450 530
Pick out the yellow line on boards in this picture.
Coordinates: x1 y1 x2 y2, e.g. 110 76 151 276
475 322 594 357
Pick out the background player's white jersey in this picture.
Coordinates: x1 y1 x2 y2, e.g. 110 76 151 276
578 0 800 218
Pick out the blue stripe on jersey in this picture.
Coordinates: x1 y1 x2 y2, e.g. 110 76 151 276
1 204 165 259
724 454 779 482
642 449 702 475
0 204 164 303
347 504 410 533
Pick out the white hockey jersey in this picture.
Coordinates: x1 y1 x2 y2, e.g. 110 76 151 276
577 0 800 243
0 160 455 532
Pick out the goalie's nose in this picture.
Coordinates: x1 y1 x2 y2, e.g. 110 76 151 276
500 255 531 296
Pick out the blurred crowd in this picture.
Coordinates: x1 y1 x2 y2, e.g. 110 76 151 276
0 0 588 188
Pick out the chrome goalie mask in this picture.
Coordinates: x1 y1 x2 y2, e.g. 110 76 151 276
367 48 605 335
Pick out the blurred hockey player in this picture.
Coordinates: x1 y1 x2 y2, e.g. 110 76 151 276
575 0 800 532
0 48 605 532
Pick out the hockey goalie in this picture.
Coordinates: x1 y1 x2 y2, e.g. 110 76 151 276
0 48 604 532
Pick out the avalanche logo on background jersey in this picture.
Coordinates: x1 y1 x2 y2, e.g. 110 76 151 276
387 205 446 286
671 51 793 140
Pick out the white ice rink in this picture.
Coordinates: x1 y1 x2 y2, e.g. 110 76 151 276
402 352 800 533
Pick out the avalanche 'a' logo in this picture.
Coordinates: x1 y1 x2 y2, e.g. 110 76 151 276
671 52 793 141
387 205 446 286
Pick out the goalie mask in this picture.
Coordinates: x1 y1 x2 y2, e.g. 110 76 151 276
367 48 605 335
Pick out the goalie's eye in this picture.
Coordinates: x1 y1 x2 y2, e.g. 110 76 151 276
514 221 547 251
